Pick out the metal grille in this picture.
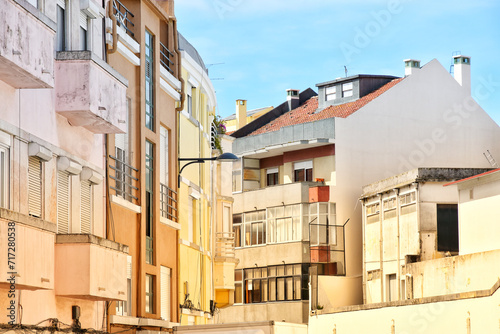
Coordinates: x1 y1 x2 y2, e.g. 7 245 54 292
81 180 92 234
109 151 139 202
160 42 174 74
57 170 70 233
160 183 178 222
112 0 135 39
28 157 42 218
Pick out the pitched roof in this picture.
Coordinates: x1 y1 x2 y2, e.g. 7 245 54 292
443 168 500 186
249 78 403 136
223 106 274 121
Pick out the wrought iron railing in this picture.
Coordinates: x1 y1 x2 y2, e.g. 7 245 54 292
215 232 235 259
160 42 175 75
160 183 178 222
211 122 218 150
109 152 139 202
113 0 135 39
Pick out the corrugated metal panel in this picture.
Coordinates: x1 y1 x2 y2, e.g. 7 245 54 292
161 266 171 321
80 11 87 29
28 157 42 218
57 170 70 234
81 180 92 234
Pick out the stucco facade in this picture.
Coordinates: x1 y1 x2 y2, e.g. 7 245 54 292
105 0 183 329
0 0 128 328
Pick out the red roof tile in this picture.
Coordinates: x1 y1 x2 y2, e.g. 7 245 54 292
249 78 403 136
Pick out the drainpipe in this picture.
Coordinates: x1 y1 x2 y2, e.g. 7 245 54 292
395 188 401 300
107 1 118 54
361 197 366 304
171 18 185 112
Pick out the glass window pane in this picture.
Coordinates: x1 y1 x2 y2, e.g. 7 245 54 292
245 280 252 303
251 223 258 245
245 269 253 279
269 278 276 301
253 280 261 303
268 266 276 277
261 268 267 278
275 206 284 218
235 269 242 281
262 279 268 302
277 278 285 301
234 225 241 247
286 265 293 275
277 265 284 276
294 264 301 275
235 283 242 303
254 268 261 278
285 205 293 217
233 214 242 224
294 277 301 299
286 277 293 300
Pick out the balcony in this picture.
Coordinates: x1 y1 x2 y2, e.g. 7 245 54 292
0 0 55 88
55 51 128 133
0 211 56 290
55 234 129 301
214 232 238 308
160 183 178 222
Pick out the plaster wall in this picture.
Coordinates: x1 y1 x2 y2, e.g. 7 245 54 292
219 301 308 324
317 275 362 310
235 242 308 269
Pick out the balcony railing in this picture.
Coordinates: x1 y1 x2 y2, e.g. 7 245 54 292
113 0 135 39
215 232 235 259
160 42 175 75
109 152 139 202
160 183 178 222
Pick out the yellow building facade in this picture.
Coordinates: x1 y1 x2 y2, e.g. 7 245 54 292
177 34 236 325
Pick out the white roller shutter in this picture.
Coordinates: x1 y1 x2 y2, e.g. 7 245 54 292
57 170 70 233
28 157 42 218
81 180 92 234
161 266 171 321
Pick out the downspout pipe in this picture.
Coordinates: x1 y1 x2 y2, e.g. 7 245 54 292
107 0 118 54
171 17 185 112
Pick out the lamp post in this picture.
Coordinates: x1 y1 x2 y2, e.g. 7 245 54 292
178 152 238 187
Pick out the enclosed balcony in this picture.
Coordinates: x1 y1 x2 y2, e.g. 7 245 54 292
214 232 238 308
55 234 129 301
0 211 56 290
55 51 128 133
0 0 55 88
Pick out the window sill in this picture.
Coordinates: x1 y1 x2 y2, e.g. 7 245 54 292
111 195 141 213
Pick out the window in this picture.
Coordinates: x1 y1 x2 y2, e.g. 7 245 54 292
342 82 353 97
117 255 132 316
145 274 155 314
160 127 174 220
145 141 154 264
186 86 194 117
383 197 397 220
267 264 302 302
243 210 266 246
188 196 195 243
80 180 92 234
79 12 88 51
0 145 10 209
366 202 380 224
233 214 242 247
267 204 301 243
234 269 243 303
400 191 416 215
387 274 397 302
325 86 336 101
437 204 459 253
29 157 43 218
232 158 242 193
57 170 70 233
115 98 132 201
160 266 171 321
266 168 279 186
293 160 312 182
26 0 38 8
309 203 336 246
56 1 66 51
145 31 155 131
244 268 267 303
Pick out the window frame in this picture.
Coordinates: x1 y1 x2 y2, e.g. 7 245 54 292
293 160 313 182
145 30 155 131
145 140 154 264
342 82 353 97
266 167 279 186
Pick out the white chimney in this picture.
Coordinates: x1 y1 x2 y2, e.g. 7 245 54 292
453 55 471 95
404 59 421 76
236 99 247 129
286 89 300 111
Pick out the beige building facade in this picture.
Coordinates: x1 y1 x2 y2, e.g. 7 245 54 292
0 0 128 327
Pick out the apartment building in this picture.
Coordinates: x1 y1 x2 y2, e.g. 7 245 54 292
220 56 500 324
105 0 183 329
223 101 273 133
0 0 128 327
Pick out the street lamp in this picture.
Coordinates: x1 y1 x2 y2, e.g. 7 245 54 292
178 152 238 187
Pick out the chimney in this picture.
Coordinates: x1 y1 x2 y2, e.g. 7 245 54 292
236 99 247 129
287 89 300 111
404 59 421 76
453 55 471 95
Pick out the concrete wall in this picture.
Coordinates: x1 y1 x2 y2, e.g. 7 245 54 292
309 283 500 333
220 301 309 324
236 242 309 269
317 275 362 310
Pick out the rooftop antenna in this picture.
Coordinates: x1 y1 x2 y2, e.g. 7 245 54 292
449 50 461 74
344 65 348 77
206 62 225 81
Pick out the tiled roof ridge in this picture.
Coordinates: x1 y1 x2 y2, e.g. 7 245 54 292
249 78 403 136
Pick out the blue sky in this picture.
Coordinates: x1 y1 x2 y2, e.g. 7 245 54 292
176 0 500 125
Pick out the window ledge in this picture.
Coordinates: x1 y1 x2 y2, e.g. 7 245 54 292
160 216 181 230
111 195 141 213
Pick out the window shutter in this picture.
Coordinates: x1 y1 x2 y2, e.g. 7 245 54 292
57 170 70 233
79 11 88 30
161 266 171 321
28 157 42 218
160 127 168 185
81 180 92 234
